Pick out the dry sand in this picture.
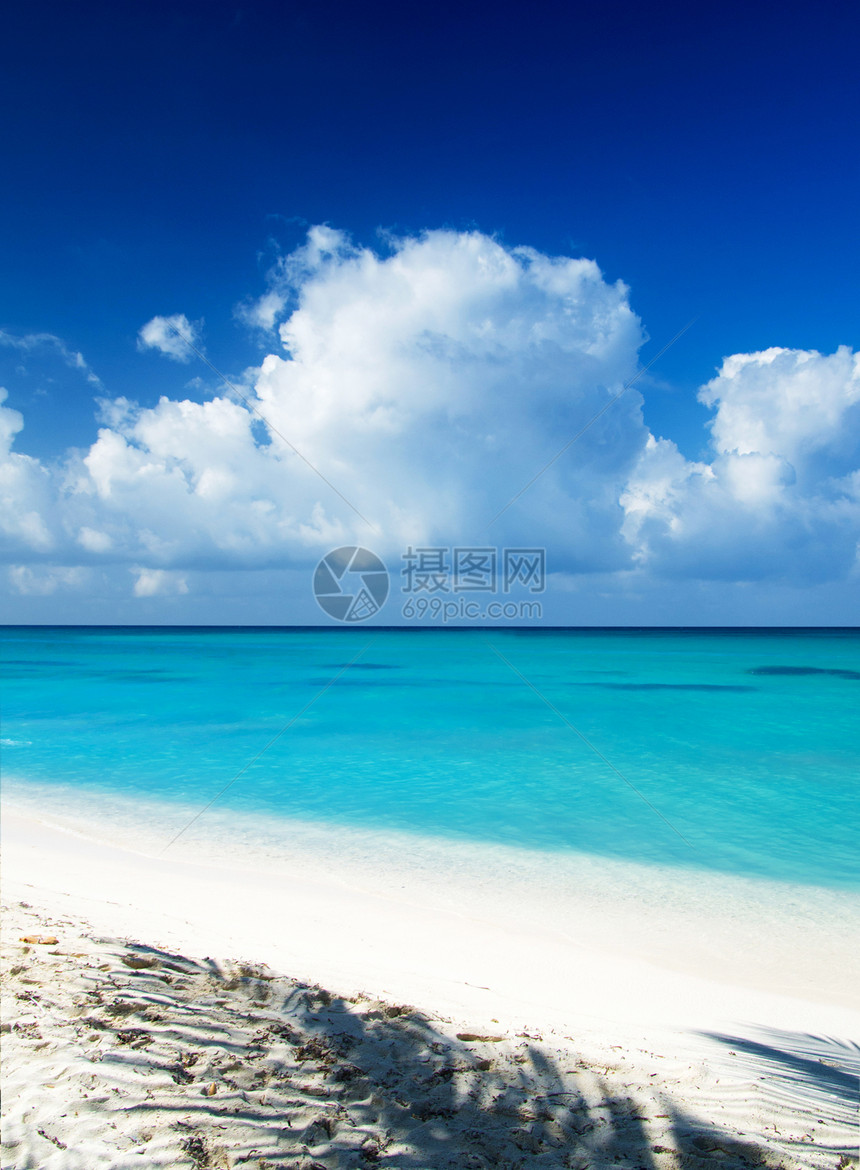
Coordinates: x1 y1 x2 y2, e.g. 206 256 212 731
1 803 858 1169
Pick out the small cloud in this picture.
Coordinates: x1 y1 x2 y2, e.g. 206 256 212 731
137 314 201 362
234 289 287 332
94 395 137 429
78 526 112 553
132 567 189 597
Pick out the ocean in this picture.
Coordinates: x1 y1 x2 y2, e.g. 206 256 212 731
2 626 858 892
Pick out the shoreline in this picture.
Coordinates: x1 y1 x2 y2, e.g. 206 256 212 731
2 796 858 1033
2 797 859 1167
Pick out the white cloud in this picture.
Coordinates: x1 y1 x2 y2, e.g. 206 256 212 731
1 230 859 609
9 228 644 575
0 389 56 552
77 526 112 553
234 289 287 332
249 227 645 564
0 329 103 388
621 347 860 581
132 567 189 597
137 314 202 362
701 345 860 475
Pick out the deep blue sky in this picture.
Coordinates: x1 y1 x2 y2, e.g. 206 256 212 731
3 0 858 460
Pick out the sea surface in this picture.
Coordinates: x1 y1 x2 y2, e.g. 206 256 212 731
2 626 859 891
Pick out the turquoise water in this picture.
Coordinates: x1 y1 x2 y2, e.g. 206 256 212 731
2 627 858 889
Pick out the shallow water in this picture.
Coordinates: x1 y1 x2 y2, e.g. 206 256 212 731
2 626 858 889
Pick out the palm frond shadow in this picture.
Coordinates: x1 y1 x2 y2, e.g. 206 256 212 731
80 940 794 1169
701 1029 859 1104
699 1028 859 1165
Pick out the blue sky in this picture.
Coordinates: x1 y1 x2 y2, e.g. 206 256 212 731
1 0 858 624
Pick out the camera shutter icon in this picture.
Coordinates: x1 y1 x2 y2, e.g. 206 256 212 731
313 546 389 622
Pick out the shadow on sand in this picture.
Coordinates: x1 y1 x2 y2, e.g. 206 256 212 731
60 938 820 1169
699 1028 859 1170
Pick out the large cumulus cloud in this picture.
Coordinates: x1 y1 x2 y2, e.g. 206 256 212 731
250 227 647 566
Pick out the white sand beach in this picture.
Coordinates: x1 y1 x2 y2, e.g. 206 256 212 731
2 799 858 1169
